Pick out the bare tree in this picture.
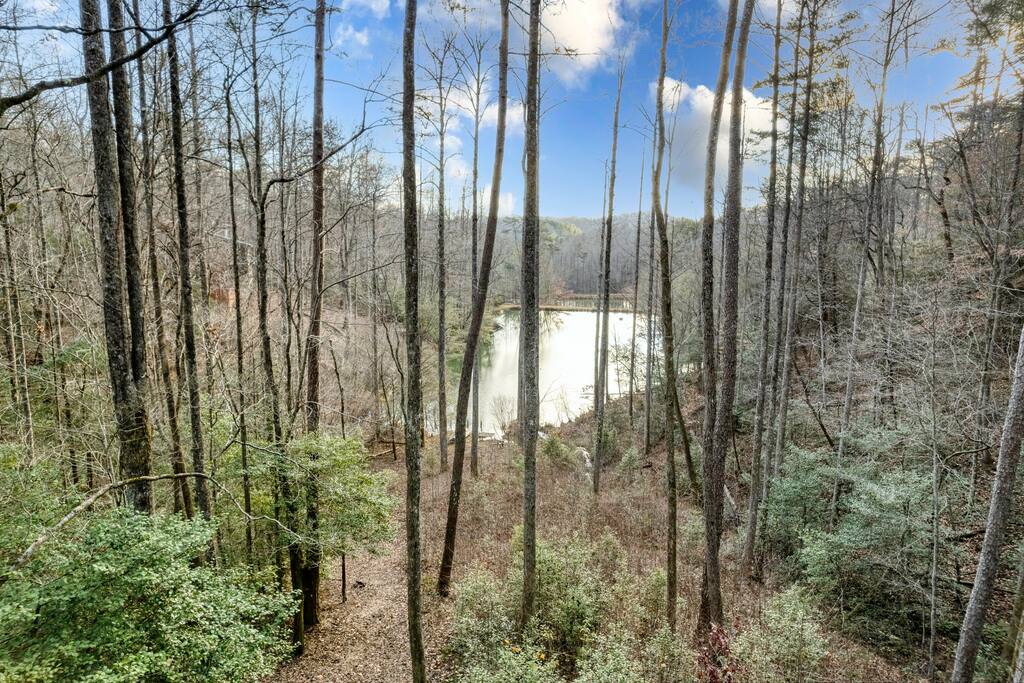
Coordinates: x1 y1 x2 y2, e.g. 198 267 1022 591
402 0 427 678
437 0 510 599
79 0 153 514
952 322 1024 681
594 60 625 495
520 0 542 628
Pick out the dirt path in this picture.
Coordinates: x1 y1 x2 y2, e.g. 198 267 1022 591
271 459 453 682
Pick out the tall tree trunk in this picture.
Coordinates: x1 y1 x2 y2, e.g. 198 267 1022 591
741 0 783 574
699 0 756 635
520 0 542 628
250 5 303 651
437 0 509 598
698 0 741 553
952 324 1024 682
628 152 645 428
470 67 482 477
301 0 326 629
105 0 153 512
80 0 153 514
652 0 681 630
401 0 427 678
772 0 818 485
594 64 624 495
163 0 210 521
224 82 251 559
135 4 190 516
757 4 804 574
105 0 146 396
437 118 448 471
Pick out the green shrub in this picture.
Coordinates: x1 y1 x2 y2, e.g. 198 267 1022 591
617 446 639 478
452 531 609 675
640 626 694 683
0 509 293 682
575 631 643 683
511 533 609 665
612 567 667 640
285 434 395 556
733 587 828 683
449 571 516 669
541 434 575 468
460 645 560 683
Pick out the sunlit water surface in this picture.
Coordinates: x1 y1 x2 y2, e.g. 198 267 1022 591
467 309 647 436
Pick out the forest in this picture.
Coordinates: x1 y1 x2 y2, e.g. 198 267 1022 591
2 0 1024 680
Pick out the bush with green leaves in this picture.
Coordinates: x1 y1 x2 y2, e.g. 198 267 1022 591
449 531 696 681
448 570 517 669
733 587 828 683
450 532 608 676
284 434 395 557
640 626 695 683
541 434 576 468
0 509 293 682
575 631 643 683
511 532 609 666
461 645 561 683
765 444 958 653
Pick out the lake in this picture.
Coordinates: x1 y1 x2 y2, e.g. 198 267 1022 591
472 308 648 436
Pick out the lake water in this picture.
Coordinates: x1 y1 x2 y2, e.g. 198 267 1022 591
472 308 647 436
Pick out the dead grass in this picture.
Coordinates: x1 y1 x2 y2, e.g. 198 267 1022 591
270 426 917 682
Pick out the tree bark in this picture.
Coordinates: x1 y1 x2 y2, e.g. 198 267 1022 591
224 81 250 558
652 0 681 630
79 0 154 515
401 0 427 678
594 64 624 495
135 3 190 517
520 0 542 629
437 0 509 598
952 322 1024 681
301 0 326 629
699 0 756 635
741 0 783 575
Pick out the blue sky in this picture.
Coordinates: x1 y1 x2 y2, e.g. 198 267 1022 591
318 0 972 220
16 0 974 219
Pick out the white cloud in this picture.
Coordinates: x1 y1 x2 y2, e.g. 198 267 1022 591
651 77 778 196
542 0 623 86
482 184 517 216
334 23 371 59
424 0 626 86
341 0 389 19
446 156 469 181
482 100 524 133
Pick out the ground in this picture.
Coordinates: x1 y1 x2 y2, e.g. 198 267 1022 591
270 425 915 682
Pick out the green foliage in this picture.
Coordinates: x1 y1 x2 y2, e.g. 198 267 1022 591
733 587 828 683
449 532 609 674
0 509 293 682
763 447 829 563
509 532 609 665
617 446 639 478
575 631 643 683
640 626 694 683
285 434 396 556
765 443 959 653
541 434 575 468
449 531 693 681
448 571 516 670
460 645 561 683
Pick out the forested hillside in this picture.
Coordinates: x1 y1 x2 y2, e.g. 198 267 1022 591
2 0 1024 681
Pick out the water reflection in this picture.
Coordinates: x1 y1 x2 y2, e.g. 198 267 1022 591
472 308 649 437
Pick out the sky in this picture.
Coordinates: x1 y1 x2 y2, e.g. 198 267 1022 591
318 0 971 220
14 0 974 220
